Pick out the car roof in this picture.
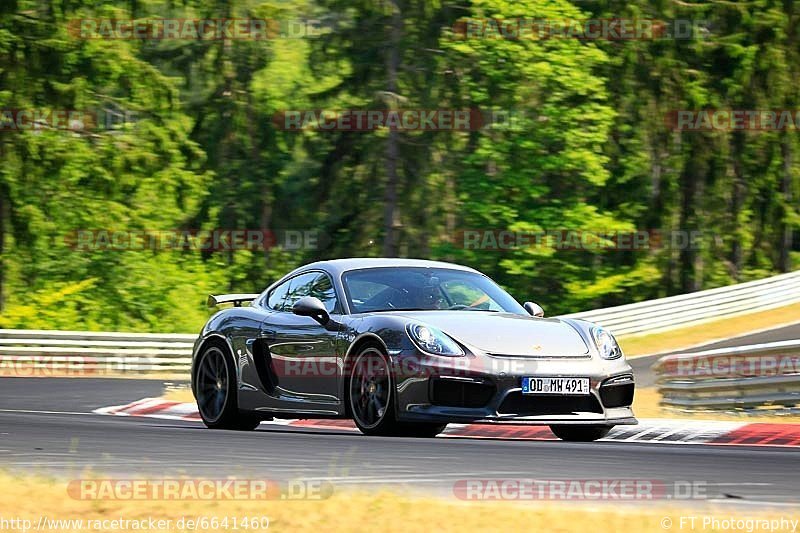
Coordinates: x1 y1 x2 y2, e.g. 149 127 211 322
291 258 481 277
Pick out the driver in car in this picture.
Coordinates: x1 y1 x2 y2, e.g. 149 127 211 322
413 277 448 310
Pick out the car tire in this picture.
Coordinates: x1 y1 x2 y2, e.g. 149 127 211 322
347 346 447 438
549 425 612 442
348 345 402 436
195 340 261 431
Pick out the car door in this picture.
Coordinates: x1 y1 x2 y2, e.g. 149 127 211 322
237 277 291 409
260 271 343 412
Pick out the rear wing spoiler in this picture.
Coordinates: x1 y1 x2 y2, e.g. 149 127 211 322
207 293 261 308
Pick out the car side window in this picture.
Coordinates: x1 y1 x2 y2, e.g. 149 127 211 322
307 273 339 314
282 272 320 312
267 279 292 310
267 272 340 313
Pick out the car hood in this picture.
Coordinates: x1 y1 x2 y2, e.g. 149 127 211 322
392 311 590 357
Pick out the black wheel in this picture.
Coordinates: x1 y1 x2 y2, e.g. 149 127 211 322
347 345 447 438
195 341 261 430
549 425 612 442
348 346 399 436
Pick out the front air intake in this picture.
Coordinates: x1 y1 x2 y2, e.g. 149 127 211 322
498 393 603 416
599 375 635 408
429 377 495 408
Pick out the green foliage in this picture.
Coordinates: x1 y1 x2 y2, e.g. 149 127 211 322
0 0 797 331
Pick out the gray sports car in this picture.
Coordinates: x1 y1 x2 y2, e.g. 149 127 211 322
191 258 636 441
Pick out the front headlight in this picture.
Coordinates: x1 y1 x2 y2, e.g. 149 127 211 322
592 326 622 360
406 323 464 356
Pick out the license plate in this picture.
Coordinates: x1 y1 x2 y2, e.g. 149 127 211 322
521 377 590 395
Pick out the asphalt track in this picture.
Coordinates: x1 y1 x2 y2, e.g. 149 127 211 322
1 322 799 506
1 376 800 507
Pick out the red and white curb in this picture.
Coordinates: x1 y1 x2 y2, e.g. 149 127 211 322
94 399 800 447
95 398 202 421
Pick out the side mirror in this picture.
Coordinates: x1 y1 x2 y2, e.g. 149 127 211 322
292 296 330 325
524 301 544 318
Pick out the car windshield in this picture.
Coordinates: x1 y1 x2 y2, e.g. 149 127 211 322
342 267 527 314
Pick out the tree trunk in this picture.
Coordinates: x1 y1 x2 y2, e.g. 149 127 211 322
0 182 5 312
383 130 399 257
730 131 746 279
382 0 402 257
679 143 701 292
779 133 793 272
247 91 272 264
778 0 796 272
0 140 6 312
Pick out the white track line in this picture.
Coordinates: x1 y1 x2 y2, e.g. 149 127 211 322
0 408 100 416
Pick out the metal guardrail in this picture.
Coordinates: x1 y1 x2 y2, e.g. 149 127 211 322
0 329 195 374
564 270 800 336
1 271 799 376
653 340 800 412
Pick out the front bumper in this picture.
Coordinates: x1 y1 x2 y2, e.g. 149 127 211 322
392 351 637 426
